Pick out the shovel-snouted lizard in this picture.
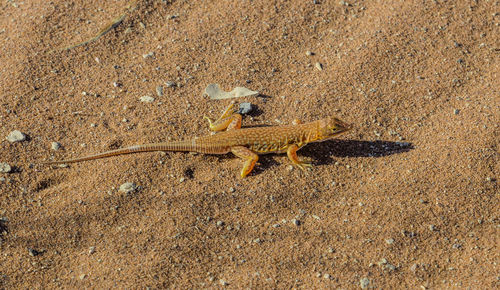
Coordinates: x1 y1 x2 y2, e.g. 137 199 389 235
43 104 351 178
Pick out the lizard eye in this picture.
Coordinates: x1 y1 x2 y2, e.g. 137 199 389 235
329 118 351 134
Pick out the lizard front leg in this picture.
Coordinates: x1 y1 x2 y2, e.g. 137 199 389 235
203 103 242 131
231 146 259 178
287 144 312 171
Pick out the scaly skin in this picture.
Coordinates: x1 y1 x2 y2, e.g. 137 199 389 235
43 104 351 177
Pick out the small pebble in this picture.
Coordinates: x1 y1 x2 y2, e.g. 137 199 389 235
410 263 418 272
323 273 331 279
0 163 12 173
156 86 163 96
6 130 26 143
454 109 460 115
88 247 95 254
219 279 228 286
429 224 436 231
306 50 314 56
79 274 86 280
28 248 41 256
486 177 496 182
142 52 154 59
291 219 300 226
140 96 155 103
360 277 370 289
216 221 224 227
238 103 253 114
385 238 394 244
315 62 323 71
119 182 138 194
165 81 176 88
51 142 61 150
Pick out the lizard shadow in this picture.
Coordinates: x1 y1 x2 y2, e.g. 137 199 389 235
299 139 414 165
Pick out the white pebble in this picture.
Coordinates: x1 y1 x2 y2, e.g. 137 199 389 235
0 162 12 173
119 182 138 194
6 130 26 143
219 279 228 286
51 142 61 150
360 277 370 289
140 96 155 103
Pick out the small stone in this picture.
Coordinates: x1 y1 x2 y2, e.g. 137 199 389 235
486 177 496 182
142 52 154 58
306 50 314 56
156 86 163 96
410 263 418 272
315 62 323 71
140 96 155 103
6 130 26 143
79 274 86 280
385 238 394 244
323 273 331 279
454 109 460 115
28 248 39 256
429 224 436 231
291 219 300 226
0 163 12 173
216 221 224 227
51 142 61 150
119 182 138 194
238 103 253 114
88 246 96 254
360 277 370 289
377 258 388 266
219 279 228 286
165 81 176 88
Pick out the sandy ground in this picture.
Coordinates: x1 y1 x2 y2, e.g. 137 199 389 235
0 0 498 288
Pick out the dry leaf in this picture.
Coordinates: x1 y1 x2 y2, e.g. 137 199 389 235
204 84 259 100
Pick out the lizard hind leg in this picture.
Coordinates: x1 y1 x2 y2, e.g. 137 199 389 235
203 103 242 131
231 146 259 178
287 144 312 171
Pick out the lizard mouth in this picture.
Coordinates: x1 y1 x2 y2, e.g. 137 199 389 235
332 118 352 134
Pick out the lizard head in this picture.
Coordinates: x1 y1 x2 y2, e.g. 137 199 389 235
319 117 352 139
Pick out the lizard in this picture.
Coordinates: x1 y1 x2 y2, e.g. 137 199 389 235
43 104 352 178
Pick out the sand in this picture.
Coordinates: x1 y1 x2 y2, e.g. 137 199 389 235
0 0 498 288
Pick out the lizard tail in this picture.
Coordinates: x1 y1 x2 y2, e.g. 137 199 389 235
42 141 196 164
